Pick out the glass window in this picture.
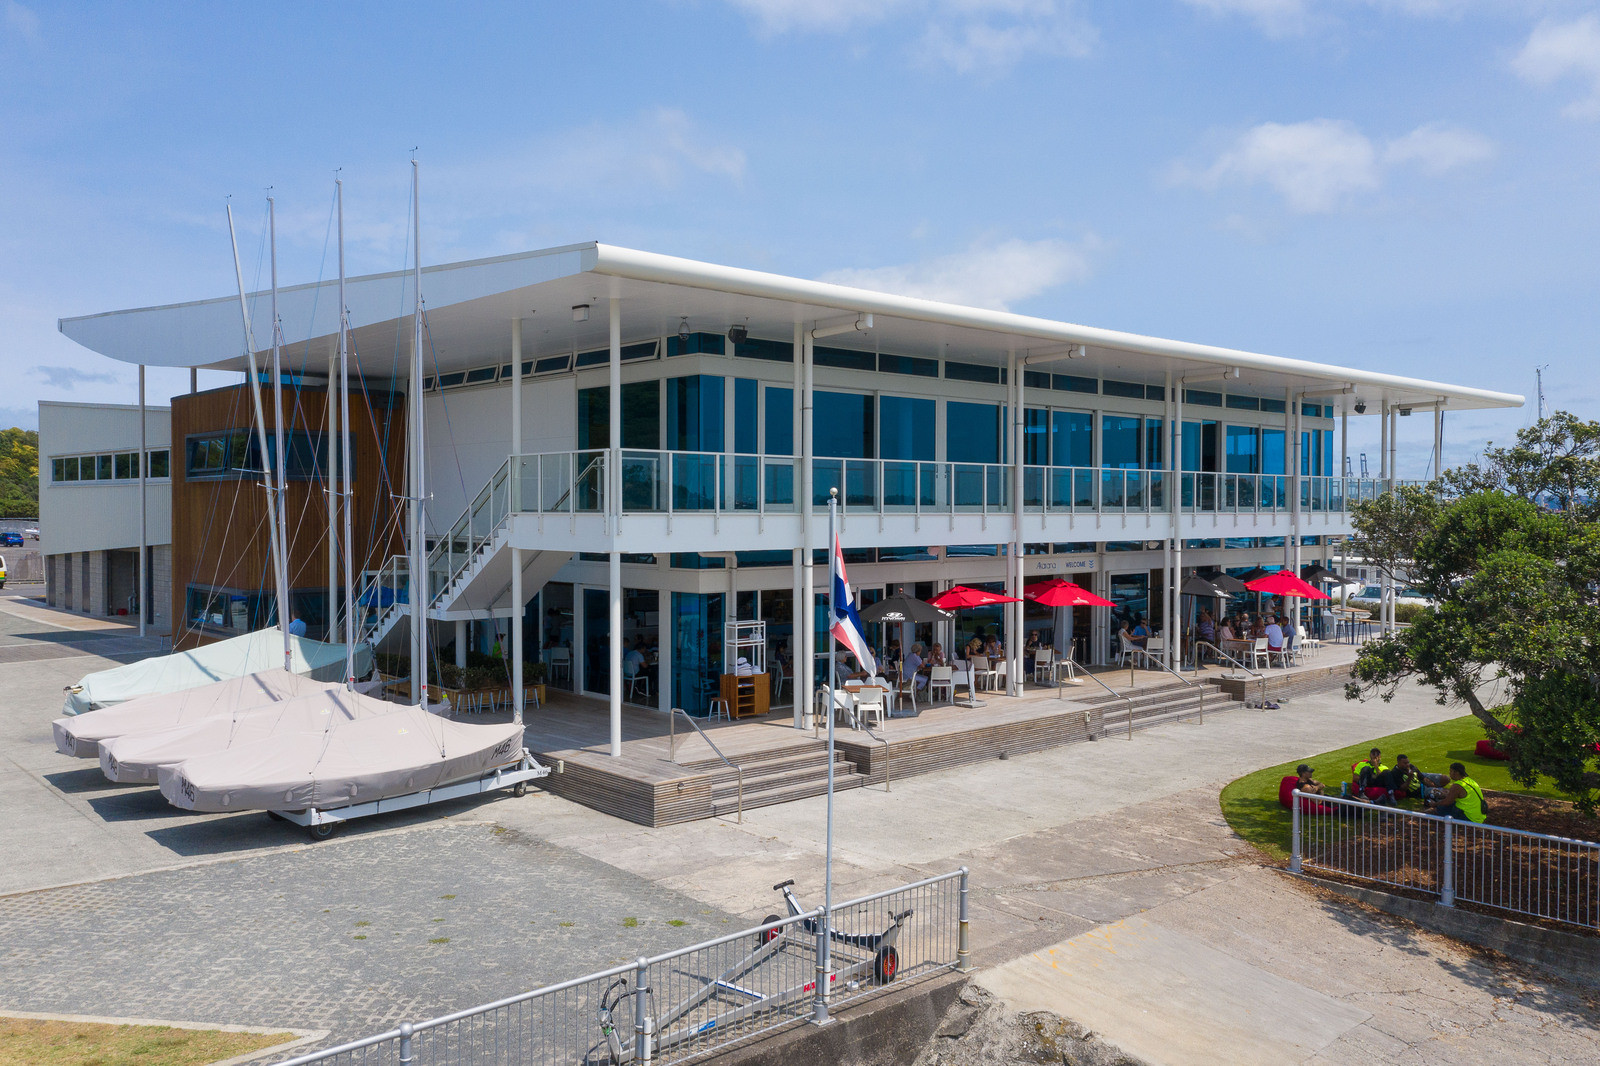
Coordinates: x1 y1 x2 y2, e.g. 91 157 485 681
1144 417 1164 470
879 396 934 461
734 550 790 567
533 354 570 374
464 366 498 385
1259 397 1286 414
733 336 791 362
1225 425 1258 474
765 386 793 455
1051 410 1092 466
1102 380 1145 399
187 435 227 477
668 332 726 357
1102 415 1142 469
734 379 758 454
944 361 1000 384
1053 374 1097 394
1226 394 1259 410
52 457 65 482
671 591 724 713
1322 429 1333 476
583 588 612 694
1023 408 1049 465
1262 428 1286 475
1184 389 1223 407
580 383 661 450
879 353 939 377
60 456 78 481
947 402 999 463
815 391 873 458
814 346 875 371
95 454 113 480
1023 370 1051 390
1182 420 1219 472
667 375 725 452
147 450 170 479
114 452 135 479
670 552 725 569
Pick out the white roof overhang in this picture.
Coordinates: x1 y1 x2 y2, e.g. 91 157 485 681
59 241 1524 415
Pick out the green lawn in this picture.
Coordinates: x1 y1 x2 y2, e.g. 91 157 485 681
1220 715 1564 864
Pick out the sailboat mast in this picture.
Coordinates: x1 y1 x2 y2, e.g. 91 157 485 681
338 179 356 687
226 204 288 660
409 160 428 706
268 197 292 670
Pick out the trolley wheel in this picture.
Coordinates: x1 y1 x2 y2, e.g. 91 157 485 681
308 821 338 842
512 781 529 797
874 945 899 984
756 914 783 948
266 810 286 822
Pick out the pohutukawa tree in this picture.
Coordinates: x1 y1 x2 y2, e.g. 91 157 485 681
1346 413 1600 814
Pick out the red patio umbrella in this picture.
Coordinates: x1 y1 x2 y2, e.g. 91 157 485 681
930 585 1023 609
1245 571 1331 600
1024 578 1115 608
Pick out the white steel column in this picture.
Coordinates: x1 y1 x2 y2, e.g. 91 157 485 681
1167 371 1178 669
511 317 525 725
793 321 806 728
1008 349 1022 696
608 298 623 756
800 329 815 719
138 364 147 638
407 168 428 705
455 619 467 668
1290 391 1302 635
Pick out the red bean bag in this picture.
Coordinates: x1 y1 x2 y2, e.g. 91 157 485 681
1475 738 1510 760
1279 775 1336 815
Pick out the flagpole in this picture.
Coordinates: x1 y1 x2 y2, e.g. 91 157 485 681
815 486 838 1026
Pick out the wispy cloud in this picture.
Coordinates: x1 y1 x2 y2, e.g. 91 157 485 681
1177 0 1539 37
35 365 119 390
1513 15 1600 119
4 1 39 42
0 405 38 431
817 236 1097 310
1178 0 1312 37
1171 118 1493 213
721 0 1097 73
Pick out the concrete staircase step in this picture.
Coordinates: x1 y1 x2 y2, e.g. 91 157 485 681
709 771 869 818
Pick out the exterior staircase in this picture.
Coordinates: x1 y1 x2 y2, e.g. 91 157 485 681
680 742 868 819
1078 677 1226 735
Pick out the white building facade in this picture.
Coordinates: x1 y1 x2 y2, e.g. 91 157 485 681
38 400 173 630
60 242 1522 752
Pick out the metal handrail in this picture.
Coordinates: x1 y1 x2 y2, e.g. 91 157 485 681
859 720 891 793
1072 667 1138 740
1191 640 1270 709
666 706 743 823
1127 646 1204 725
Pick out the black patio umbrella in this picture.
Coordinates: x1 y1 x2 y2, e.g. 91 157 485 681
1235 567 1274 583
1303 565 1354 584
1181 575 1227 597
860 594 954 624
1203 571 1250 594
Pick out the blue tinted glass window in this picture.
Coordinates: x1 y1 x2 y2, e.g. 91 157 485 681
879 353 939 377
1051 410 1092 466
1260 397 1286 414
1103 380 1145 399
765 386 793 454
814 346 875 371
1145 417 1164 470
944 361 1000 384
1024 408 1049 464
879 396 935 461
1102 415 1142 469
1053 374 1098 394
734 379 758 454
667 375 724 452
1225 425 1258 474
1262 428 1286 475
667 332 726 357
947 402 1000 463
733 337 792 362
1184 389 1222 407
815 392 873 458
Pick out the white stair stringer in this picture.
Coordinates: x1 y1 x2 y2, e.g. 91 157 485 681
430 528 571 620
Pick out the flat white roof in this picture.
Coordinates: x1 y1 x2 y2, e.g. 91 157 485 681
59 242 1523 414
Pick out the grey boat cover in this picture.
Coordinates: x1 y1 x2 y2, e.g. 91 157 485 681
99 687 401 784
61 627 373 716
159 705 525 813
53 669 335 759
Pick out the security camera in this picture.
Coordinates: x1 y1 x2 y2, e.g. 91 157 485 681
1354 400 1367 414
728 324 749 345
678 318 691 342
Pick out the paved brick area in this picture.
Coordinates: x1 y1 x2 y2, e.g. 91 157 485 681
0 822 734 1042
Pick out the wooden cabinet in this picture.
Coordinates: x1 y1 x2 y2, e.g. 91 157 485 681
720 672 770 719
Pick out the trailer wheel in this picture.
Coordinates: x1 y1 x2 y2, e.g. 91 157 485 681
512 781 529 797
308 822 338 842
874 945 899 983
756 914 782 948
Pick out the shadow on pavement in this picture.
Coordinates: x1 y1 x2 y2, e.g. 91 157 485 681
44 768 143 794
87 789 191 821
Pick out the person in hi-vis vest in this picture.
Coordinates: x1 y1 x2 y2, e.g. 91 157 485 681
1424 762 1487 823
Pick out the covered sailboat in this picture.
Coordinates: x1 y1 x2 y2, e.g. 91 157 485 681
158 707 525 813
61 628 371 716
53 667 337 758
101 686 418 785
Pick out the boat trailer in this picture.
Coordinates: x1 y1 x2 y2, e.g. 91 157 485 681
269 750 551 840
595 879 911 1064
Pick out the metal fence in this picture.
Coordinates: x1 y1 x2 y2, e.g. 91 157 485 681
268 869 970 1066
1290 791 1599 930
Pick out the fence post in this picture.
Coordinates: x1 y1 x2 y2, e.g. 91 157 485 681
1289 792 1302 874
812 907 831 1026
1439 817 1455 907
634 955 652 1063
957 866 973 973
397 1022 414 1066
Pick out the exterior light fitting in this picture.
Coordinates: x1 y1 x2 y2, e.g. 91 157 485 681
571 304 590 322
728 324 749 345
1354 400 1367 414
678 317 691 343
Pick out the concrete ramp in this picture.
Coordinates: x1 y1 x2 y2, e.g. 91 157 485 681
977 915 1370 1066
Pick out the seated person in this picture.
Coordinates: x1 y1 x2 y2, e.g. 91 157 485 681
1281 615 1297 644
1371 753 1437 802
983 633 1002 659
1023 632 1041 670
624 639 647 675
1132 617 1151 648
1424 763 1488 823
1218 617 1237 643
964 634 985 659
1352 747 1387 796
903 644 929 690
1197 609 1216 645
1263 614 1284 653
1295 763 1326 795
927 642 948 667
833 655 870 688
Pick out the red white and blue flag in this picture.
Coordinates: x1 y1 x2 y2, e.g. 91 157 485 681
830 534 877 675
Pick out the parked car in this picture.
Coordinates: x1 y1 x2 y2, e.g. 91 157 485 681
23 528 39 540
0 532 23 547
1347 584 1434 608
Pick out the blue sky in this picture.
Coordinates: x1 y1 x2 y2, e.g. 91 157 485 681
4 1 1598 474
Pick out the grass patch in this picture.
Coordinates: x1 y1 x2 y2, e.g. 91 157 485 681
667 919 686 927
1221 715 1566 864
429 937 450 944
558 921 574 928
353 935 367 940
622 917 638 929
0 1017 296 1066
439 894 456 900
353 920 370 928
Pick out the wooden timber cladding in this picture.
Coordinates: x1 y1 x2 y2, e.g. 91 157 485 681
169 383 406 650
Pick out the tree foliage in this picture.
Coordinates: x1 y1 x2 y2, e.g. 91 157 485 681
1346 412 1600 814
0 427 38 519
1439 411 1600 518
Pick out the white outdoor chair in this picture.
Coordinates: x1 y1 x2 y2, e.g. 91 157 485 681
929 665 954 703
1249 637 1271 670
1033 647 1056 684
854 686 886 730
1055 646 1080 683
624 661 650 702
547 646 571 683
1114 634 1135 667
770 660 786 701
868 674 896 713
970 654 995 691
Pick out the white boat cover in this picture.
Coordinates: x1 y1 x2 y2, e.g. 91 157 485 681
99 687 402 784
159 706 525 813
52 669 336 759
61 628 373 716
